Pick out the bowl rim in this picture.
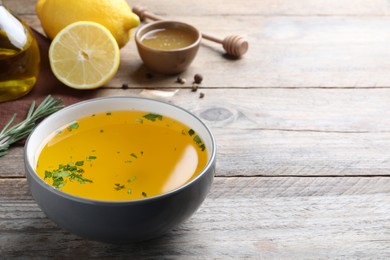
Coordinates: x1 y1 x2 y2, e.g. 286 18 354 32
24 96 216 206
135 20 202 53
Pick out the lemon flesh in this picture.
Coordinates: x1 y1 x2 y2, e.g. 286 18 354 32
36 0 140 48
49 21 120 89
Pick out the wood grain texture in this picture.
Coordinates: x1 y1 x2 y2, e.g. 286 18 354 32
11 14 390 88
3 88 390 178
4 128 390 177
3 0 390 258
2 177 390 258
5 0 390 16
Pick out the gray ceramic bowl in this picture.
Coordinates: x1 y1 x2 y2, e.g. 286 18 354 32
135 21 201 74
24 97 216 243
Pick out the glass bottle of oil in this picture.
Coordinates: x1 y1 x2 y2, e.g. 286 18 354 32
0 1 40 102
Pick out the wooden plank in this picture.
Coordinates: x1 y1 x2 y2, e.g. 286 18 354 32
6 87 380 132
5 0 390 16
3 88 390 177
116 16 390 88
3 128 390 177
129 0 390 16
13 14 390 88
2 177 390 258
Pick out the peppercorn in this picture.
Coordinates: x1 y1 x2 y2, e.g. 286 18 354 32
121 83 129 89
199 92 205 98
191 83 198 92
194 74 203 84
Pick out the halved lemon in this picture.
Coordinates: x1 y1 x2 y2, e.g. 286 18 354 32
49 21 120 89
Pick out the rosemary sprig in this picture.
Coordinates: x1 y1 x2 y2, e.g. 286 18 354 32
0 95 63 157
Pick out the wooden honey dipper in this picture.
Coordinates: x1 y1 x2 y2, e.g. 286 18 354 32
132 5 249 58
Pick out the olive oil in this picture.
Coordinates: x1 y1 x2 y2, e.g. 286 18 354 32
0 3 40 102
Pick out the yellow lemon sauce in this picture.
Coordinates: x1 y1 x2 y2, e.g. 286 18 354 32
36 111 208 201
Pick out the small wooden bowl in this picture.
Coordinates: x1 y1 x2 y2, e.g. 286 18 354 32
135 21 201 74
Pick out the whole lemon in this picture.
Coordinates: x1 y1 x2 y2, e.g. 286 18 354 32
36 0 140 48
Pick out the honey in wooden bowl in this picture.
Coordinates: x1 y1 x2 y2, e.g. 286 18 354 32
135 21 201 74
140 28 198 51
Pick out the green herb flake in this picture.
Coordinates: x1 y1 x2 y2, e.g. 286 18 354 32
53 178 65 189
143 113 163 122
73 175 92 185
128 176 137 183
86 156 97 161
53 171 70 178
124 160 132 163
67 121 79 131
114 183 125 191
200 144 206 151
45 161 92 189
106 112 112 116
75 161 84 166
127 189 132 194
142 192 147 197
188 129 195 136
193 135 202 144
100 129 104 133
135 118 143 124
130 153 138 159
44 170 52 179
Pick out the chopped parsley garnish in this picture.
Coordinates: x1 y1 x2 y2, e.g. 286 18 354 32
44 161 92 189
143 113 162 122
115 176 137 192
106 112 112 116
114 183 125 190
130 153 138 159
192 135 206 151
135 118 143 124
86 155 97 161
67 122 79 131
142 192 147 197
75 161 84 166
193 135 202 144
188 129 195 136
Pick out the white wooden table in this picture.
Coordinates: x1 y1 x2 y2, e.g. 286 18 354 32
2 0 390 258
